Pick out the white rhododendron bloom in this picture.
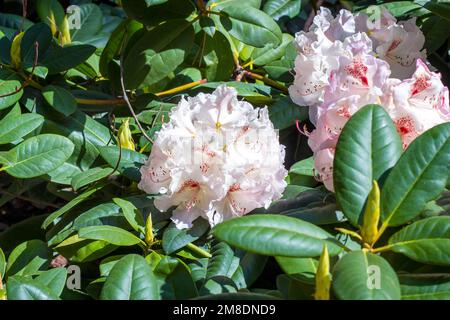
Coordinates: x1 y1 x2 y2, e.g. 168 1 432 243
289 7 450 192
139 86 287 229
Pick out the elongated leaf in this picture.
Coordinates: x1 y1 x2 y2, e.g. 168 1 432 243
0 80 23 110
206 242 239 280
35 268 67 297
332 251 401 300
162 219 210 254
0 113 44 145
42 44 96 74
381 123 450 226
6 276 59 300
275 256 317 283
71 167 112 191
99 146 147 181
42 85 77 116
6 240 52 277
0 247 5 277
113 198 145 233
334 105 402 226
124 19 194 89
0 134 74 178
212 214 342 257
220 5 282 48
55 235 117 263
387 216 450 266
100 254 159 300
70 4 103 43
263 0 301 20
78 225 143 247
21 23 52 67
399 273 450 300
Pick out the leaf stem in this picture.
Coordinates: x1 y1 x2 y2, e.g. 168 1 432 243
371 244 392 253
186 242 212 258
155 79 207 97
243 71 288 93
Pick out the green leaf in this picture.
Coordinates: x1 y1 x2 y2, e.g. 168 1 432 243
78 225 143 247
70 4 103 43
414 0 450 22
6 276 59 300
290 156 314 176
381 122 450 226
387 216 450 266
54 235 117 263
42 44 96 74
399 273 450 300
0 247 5 277
203 31 234 81
42 85 77 116
0 80 23 110
334 105 402 226
263 0 301 20
162 219 210 255
332 251 401 300
220 5 282 48
42 184 104 229
35 268 67 297
206 242 239 280
113 198 145 233
251 33 293 66
0 112 44 145
100 254 160 300
99 19 142 77
212 214 342 257
99 146 147 181
0 134 74 178
6 240 52 277
124 19 195 89
21 23 52 68
275 256 317 283
71 167 112 191
268 95 308 130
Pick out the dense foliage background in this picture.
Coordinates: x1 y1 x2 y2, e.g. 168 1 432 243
0 0 449 300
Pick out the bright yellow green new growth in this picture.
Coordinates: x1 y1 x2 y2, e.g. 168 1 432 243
361 180 381 246
10 32 24 69
118 118 136 151
145 214 154 247
314 244 331 300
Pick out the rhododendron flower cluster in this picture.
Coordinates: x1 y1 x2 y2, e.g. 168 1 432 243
138 86 287 229
289 7 450 191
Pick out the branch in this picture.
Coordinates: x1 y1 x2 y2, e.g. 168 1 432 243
243 70 288 93
119 31 154 144
155 79 206 97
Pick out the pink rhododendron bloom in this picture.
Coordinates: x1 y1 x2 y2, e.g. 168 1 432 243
289 7 450 192
138 86 287 229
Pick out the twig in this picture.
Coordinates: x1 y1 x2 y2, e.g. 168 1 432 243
119 31 154 144
155 79 206 97
243 70 288 93
75 98 126 105
0 41 39 98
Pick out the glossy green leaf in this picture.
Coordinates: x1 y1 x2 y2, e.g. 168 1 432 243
99 146 147 182
0 112 44 145
100 254 160 300
6 240 52 277
42 85 77 116
290 156 314 176
55 235 117 263
162 219 210 255
252 33 293 65
263 0 301 20
334 105 402 226
332 251 401 300
124 19 195 89
71 167 112 191
212 214 342 257
6 276 59 300
35 268 67 297
387 216 450 266
203 31 234 81
70 4 103 43
0 134 74 178
381 122 450 226
275 256 317 283
42 44 96 74
0 80 23 110
399 273 450 300
78 225 143 247
220 5 282 48
113 198 145 233
21 23 52 67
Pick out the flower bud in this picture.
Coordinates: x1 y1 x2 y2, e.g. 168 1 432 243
145 214 154 246
314 244 331 300
10 32 24 69
118 118 135 151
59 16 71 46
361 180 380 245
